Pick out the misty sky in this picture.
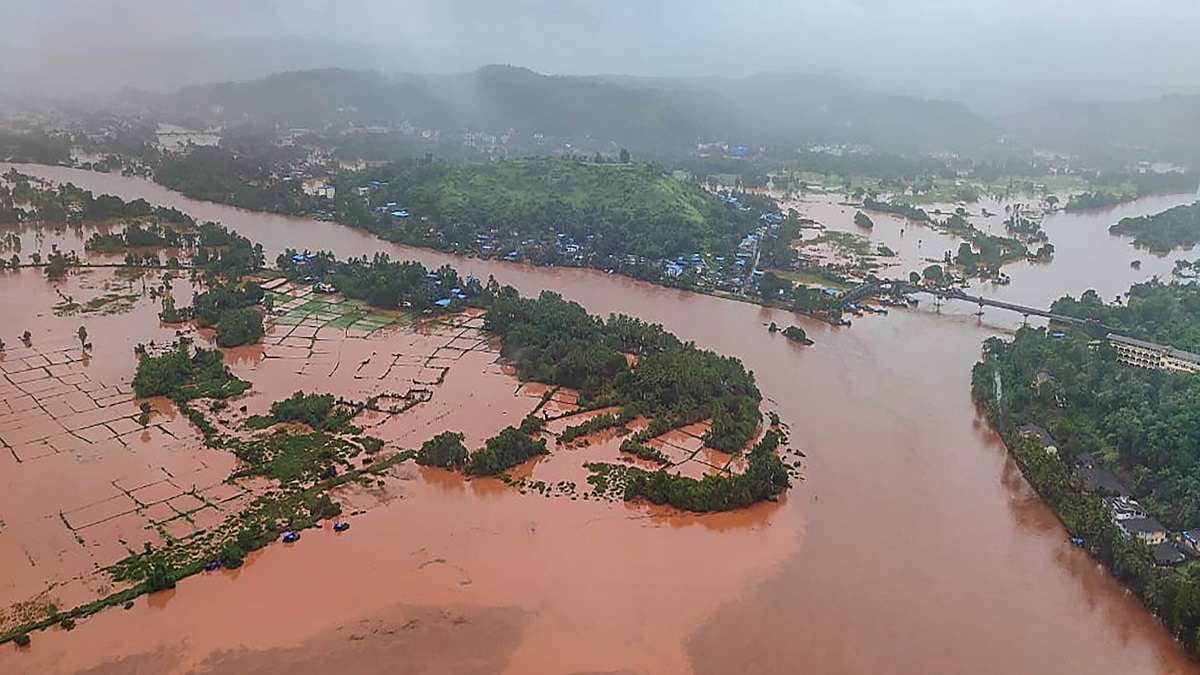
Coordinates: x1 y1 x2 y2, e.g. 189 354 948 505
3 0 1199 108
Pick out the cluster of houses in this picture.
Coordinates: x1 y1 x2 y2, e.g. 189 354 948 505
659 209 784 294
716 191 754 212
695 142 762 159
1019 424 1192 566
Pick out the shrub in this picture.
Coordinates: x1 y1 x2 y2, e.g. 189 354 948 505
147 560 175 592
132 339 249 401
465 426 548 476
215 307 264 347
416 431 468 468
219 541 246 569
266 391 335 428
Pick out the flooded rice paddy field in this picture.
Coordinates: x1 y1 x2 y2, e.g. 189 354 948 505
0 258 764 673
2 164 1200 674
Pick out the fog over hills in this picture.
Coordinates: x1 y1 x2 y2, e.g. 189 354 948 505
2 1 1198 164
3 0 1199 110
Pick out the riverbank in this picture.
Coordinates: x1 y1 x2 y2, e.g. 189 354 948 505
973 329 1200 652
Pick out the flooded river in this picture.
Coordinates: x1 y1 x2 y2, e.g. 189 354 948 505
2 164 1199 674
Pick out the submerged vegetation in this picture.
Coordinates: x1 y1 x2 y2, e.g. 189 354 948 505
485 288 762 453
415 431 469 468
0 178 784 647
1065 190 1134 212
782 325 812 345
590 429 790 512
465 421 549 476
131 338 249 402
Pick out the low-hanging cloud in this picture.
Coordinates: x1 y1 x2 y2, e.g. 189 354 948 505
2 0 1197 107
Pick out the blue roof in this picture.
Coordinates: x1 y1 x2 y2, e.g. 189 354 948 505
434 298 452 307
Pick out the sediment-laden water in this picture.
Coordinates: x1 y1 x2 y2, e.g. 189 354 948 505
2 164 1198 674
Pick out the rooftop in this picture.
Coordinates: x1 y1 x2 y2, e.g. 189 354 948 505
1107 333 1200 365
1121 516 1166 535
1075 462 1130 497
1152 542 1186 566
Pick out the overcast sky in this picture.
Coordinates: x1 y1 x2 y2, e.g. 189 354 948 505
3 0 1199 108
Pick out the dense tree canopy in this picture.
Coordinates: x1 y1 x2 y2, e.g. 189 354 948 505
1051 281 1200 351
1110 202 1200 253
484 289 762 452
156 144 314 214
334 158 761 263
973 319 1200 658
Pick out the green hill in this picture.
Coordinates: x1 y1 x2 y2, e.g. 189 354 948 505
334 158 763 262
163 66 992 156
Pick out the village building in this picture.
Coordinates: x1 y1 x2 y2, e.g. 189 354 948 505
1075 453 1130 497
1120 516 1169 546
1108 333 1200 374
1151 541 1187 566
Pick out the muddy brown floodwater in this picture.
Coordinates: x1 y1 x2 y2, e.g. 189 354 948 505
2 164 1200 674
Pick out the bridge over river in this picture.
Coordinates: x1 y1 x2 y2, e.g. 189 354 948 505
848 279 1116 332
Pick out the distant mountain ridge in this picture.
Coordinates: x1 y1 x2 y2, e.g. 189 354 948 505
1011 94 1200 166
159 65 1200 167
161 65 993 155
